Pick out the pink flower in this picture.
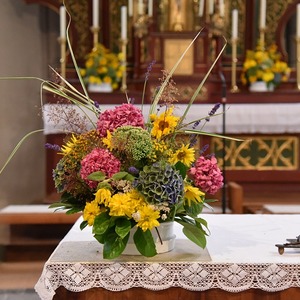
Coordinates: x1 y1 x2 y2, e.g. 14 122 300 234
80 148 121 189
188 156 223 195
97 103 144 137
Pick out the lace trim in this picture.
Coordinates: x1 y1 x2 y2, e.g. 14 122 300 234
35 262 300 300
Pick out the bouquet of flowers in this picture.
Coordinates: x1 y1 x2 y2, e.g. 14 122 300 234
1 28 229 259
80 43 124 90
240 43 291 89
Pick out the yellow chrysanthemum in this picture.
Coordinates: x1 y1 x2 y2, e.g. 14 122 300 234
184 184 205 206
83 200 101 226
108 193 136 217
95 188 112 207
262 71 274 82
169 144 195 167
151 107 179 140
136 205 160 232
60 134 79 156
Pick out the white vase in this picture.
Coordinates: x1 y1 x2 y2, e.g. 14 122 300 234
249 81 274 92
88 83 113 93
122 222 176 255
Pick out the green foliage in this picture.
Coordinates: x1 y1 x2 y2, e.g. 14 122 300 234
133 227 157 257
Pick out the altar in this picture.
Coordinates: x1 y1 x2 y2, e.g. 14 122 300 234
35 214 300 300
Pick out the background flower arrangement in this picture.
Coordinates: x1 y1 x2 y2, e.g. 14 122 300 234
80 43 124 91
240 43 291 90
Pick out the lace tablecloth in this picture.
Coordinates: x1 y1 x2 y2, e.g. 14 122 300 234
35 214 300 300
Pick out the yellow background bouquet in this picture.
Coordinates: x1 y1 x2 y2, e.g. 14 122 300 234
241 44 291 89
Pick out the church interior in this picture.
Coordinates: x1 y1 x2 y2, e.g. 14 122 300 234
0 0 300 297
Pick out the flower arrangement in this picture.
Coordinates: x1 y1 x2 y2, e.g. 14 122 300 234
240 43 291 89
0 27 230 259
80 43 124 90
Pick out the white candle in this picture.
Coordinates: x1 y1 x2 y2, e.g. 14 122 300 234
128 0 133 17
93 0 99 28
259 0 266 29
198 0 204 17
59 6 66 38
232 9 238 39
121 6 127 40
297 4 300 38
138 0 143 15
148 0 153 16
219 0 224 17
209 0 214 15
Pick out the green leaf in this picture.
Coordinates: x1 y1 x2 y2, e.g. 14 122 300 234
112 171 134 181
115 218 132 239
103 230 129 259
97 182 112 190
176 219 207 249
175 161 188 178
93 212 111 235
80 220 88 230
87 171 106 181
184 201 204 217
133 228 157 257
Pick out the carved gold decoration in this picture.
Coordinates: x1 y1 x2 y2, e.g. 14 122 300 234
265 1 294 47
212 136 299 170
164 39 194 75
64 0 90 60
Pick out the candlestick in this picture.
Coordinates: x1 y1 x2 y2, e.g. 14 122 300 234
297 4 300 38
232 9 238 39
148 0 153 17
138 0 143 15
219 0 224 17
58 37 66 82
120 38 128 92
198 0 204 17
209 0 214 15
297 37 300 90
90 26 100 50
121 6 127 40
59 6 66 39
128 0 133 17
93 0 99 28
231 38 239 93
259 0 266 30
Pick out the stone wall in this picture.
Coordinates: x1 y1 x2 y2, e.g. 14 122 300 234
0 0 59 207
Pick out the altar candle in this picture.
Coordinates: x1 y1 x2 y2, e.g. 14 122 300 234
208 0 214 15
148 0 153 16
232 9 238 39
59 6 66 38
297 4 300 38
138 0 143 15
128 0 133 17
121 6 127 40
219 0 224 17
198 0 204 17
259 0 266 29
93 0 99 28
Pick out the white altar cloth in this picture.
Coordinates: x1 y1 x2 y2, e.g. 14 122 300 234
43 103 300 135
35 214 300 300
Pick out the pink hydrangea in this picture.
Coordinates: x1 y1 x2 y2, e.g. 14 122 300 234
188 156 223 195
80 148 121 189
97 103 144 137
